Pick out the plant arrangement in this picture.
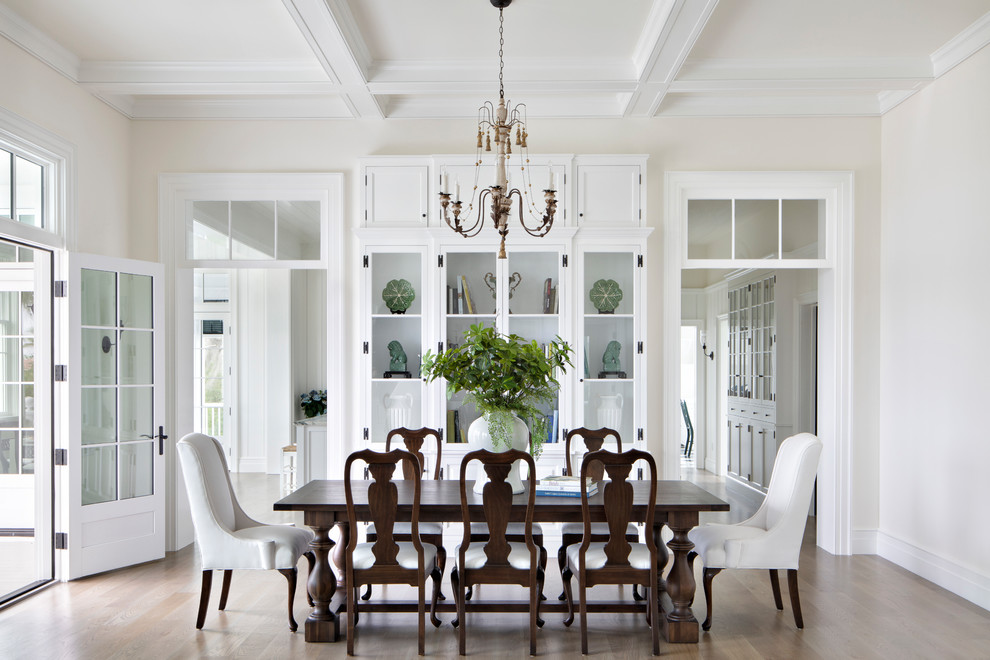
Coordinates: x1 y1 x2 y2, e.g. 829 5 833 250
299 389 327 418
422 324 572 458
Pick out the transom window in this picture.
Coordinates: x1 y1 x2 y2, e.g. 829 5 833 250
0 146 45 230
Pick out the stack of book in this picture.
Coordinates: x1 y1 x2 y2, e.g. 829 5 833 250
535 475 598 498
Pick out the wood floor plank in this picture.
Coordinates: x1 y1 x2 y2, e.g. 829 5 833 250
1 471 987 658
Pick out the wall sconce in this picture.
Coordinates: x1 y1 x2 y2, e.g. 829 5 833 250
700 331 714 361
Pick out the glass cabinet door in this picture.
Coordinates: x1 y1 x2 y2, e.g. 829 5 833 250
440 249 497 445
367 250 425 445
580 251 637 447
507 250 564 445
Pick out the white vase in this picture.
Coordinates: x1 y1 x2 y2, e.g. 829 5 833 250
383 392 413 432
467 413 530 494
596 393 623 432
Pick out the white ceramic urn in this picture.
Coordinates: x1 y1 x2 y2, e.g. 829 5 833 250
467 413 529 494
596 393 623 432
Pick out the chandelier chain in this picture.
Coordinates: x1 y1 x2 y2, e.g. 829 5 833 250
498 9 505 99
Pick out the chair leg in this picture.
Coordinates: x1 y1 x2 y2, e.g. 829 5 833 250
529 569 538 656
649 584 660 656
535 567 546 628
769 569 784 610
304 552 315 607
450 566 460 628
430 566 443 628
453 568 466 655
701 567 721 631
196 570 213 630
418 577 426 656
277 568 299 632
426 534 447 601
579 574 588 655
561 565 574 627
360 584 373 601
556 542 569 600
218 570 233 610
347 584 356 656
538 545 548 601
787 569 804 629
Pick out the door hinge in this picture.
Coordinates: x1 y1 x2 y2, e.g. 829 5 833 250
438 341 443 353
438 254 444 267
363 255 369 268
363 428 369 441
54 448 67 466
54 365 67 382
438 428 444 441
638 428 644 442
637 341 643 354
362 342 369 354
639 209 642 220
53 280 67 297
55 532 67 550
562 254 568 268
365 174 368 186
637 254 643 267
364 209 368 221
639 174 642 184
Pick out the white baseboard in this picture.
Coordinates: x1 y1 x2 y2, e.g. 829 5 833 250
877 531 990 612
236 457 267 473
850 529 878 555
705 457 717 473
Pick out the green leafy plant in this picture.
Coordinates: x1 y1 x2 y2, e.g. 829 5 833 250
300 389 327 418
422 324 572 458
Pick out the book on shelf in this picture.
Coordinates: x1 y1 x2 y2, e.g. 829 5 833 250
553 286 559 313
456 278 465 314
446 410 456 443
447 285 456 314
453 409 462 444
543 277 553 314
461 275 475 314
546 410 558 444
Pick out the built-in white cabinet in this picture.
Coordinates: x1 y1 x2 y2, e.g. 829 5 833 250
725 270 795 491
574 156 647 227
363 158 431 228
355 154 650 479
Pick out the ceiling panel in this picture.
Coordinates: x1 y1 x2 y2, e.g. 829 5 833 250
2 0 317 61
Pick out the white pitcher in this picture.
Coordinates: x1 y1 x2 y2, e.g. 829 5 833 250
383 392 413 432
596 393 623 432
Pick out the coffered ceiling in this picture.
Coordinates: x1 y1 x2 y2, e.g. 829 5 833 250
2 0 989 120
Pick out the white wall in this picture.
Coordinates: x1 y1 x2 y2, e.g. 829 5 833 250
129 116 883 536
0 38 130 256
880 44 990 609
291 270 328 406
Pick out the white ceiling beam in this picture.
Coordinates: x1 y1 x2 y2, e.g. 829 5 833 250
126 95 354 120
656 92 885 117
624 0 720 116
78 61 329 84
280 0 383 118
369 57 634 84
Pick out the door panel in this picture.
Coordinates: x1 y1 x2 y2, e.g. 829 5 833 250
67 253 164 579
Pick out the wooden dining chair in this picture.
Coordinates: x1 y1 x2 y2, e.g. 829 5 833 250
451 448 545 656
465 431 547 602
561 448 660 656
344 448 444 656
557 427 643 601
362 427 446 601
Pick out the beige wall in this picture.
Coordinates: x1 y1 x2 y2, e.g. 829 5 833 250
0 38 130 256
131 115 882 533
880 43 990 598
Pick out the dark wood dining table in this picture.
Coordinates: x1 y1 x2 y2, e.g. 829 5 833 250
274 479 729 644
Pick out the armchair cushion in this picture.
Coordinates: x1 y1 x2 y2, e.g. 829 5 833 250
232 524 315 570
688 523 766 569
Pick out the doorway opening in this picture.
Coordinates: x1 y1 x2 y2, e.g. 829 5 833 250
0 238 53 604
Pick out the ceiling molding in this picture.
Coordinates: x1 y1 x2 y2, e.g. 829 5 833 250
78 61 329 84
369 57 633 84
656 92 885 117
0 2 80 81
126 95 355 120
876 89 919 114
677 57 935 81
280 0 381 118
630 0 678 78
930 10 990 78
381 94 629 120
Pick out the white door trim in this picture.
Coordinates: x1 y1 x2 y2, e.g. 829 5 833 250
158 173 344 552
664 171 854 556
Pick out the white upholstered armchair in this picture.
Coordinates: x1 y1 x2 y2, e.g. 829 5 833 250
688 432 822 630
177 432 315 631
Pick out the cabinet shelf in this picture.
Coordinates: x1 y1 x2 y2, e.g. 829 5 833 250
583 313 634 319
371 313 422 319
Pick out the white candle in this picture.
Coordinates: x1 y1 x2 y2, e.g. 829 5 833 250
549 167 556 190
454 178 461 200
442 167 448 193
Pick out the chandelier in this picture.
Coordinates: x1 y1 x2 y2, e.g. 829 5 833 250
438 0 557 259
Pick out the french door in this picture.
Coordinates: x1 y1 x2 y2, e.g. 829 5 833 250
65 253 164 578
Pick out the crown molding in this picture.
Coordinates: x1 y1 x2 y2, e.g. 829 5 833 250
657 92 884 117
635 0 719 84
78 60 329 84
0 2 80 81
126 95 354 120
930 10 990 78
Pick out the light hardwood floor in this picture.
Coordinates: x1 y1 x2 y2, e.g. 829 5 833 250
0 470 987 659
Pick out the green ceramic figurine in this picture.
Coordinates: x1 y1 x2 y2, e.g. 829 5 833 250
388 340 407 372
